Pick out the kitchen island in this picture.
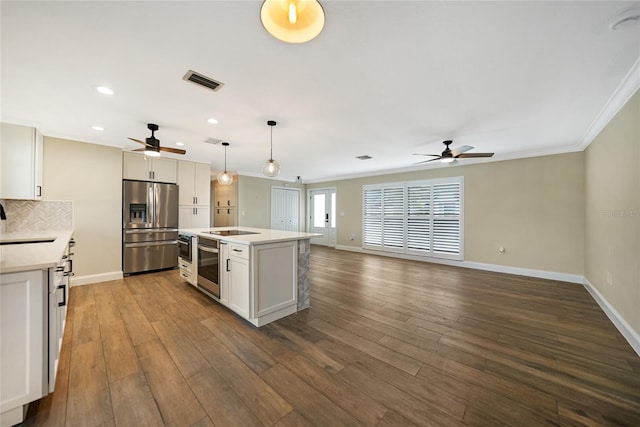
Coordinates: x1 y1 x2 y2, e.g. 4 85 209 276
178 227 320 327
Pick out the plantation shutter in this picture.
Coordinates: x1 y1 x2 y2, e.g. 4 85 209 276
432 181 461 256
363 188 382 247
382 186 404 250
363 177 462 260
407 184 431 252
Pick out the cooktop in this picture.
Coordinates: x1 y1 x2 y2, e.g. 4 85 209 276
206 230 261 236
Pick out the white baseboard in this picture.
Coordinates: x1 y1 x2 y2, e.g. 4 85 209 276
334 245 583 283
70 271 123 287
583 277 640 357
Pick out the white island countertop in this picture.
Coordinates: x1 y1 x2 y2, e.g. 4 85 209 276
0 230 74 274
178 227 321 245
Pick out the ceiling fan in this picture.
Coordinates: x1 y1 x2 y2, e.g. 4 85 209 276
128 123 186 156
414 140 494 164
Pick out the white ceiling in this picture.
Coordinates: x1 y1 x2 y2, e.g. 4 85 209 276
2 1 639 183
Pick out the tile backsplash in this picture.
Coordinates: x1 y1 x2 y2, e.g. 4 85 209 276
0 199 73 232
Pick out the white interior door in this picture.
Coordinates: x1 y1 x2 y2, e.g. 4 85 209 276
308 188 336 246
271 187 300 231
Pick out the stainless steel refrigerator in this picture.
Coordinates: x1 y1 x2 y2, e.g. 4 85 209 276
122 180 179 274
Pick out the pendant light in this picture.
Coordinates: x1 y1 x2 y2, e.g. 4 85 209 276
217 142 234 185
263 120 280 177
260 0 325 44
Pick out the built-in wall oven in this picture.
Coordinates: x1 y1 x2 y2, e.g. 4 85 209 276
197 237 220 298
178 234 193 263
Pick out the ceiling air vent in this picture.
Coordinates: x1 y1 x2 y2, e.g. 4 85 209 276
183 70 224 92
203 137 223 145
356 155 372 160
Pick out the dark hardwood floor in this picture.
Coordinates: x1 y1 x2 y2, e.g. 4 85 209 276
23 246 640 426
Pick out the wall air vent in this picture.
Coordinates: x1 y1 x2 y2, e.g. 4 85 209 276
356 155 372 160
183 70 224 92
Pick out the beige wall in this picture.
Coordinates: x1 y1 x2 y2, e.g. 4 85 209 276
585 90 640 334
43 137 122 278
308 152 585 275
237 175 306 230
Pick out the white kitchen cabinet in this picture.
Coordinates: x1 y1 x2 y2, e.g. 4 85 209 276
1 270 47 426
123 152 177 183
228 243 250 319
179 206 210 229
0 122 43 200
213 207 237 227
213 180 238 208
178 161 210 206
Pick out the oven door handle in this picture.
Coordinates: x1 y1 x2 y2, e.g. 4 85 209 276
125 241 178 248
198 245 219 254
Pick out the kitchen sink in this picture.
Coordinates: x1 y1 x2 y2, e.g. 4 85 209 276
0 237 56 245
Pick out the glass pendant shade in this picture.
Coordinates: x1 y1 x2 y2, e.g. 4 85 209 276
217 171 234 185
260 0 325 44
263 120 281 178
263 159 280 177
217 142 233 185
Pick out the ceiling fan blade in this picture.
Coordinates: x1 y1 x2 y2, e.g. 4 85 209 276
159 146 186 155
415 157 443 164
451 145 473 156
412 153 440 157
456 152 494 158
128 137 150 146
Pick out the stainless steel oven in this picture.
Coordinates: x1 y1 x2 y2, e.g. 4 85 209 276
197 237 219 298
178 234 193 262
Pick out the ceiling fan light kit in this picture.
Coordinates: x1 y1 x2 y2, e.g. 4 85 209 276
260 0 325 44
217 142 234 185
128 123 186 156
414 140 494 165
263 120 281 177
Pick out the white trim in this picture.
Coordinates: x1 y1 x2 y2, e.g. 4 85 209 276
578 56 640 150
70 271 123 287
582 277 640 357
333 245 582 283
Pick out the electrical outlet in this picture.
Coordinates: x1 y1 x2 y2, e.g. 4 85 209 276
350 233 355 241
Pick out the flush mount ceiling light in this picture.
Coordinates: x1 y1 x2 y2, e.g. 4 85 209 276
217 142 234 185
260 0 325 44
263 120 280 178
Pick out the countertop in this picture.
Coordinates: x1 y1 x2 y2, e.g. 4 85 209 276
0 230 73 274
179 227 321 245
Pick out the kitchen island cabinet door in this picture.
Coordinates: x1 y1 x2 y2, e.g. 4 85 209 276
1 270 46 425
228 246 250 319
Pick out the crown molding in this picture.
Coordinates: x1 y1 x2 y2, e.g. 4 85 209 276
578 56 640 150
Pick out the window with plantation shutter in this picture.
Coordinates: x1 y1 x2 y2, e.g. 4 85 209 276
363 177 463 260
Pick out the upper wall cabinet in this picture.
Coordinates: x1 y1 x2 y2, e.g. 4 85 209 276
122 152 177 183
0 123 44 200
213 179 238 208
178 161 211 206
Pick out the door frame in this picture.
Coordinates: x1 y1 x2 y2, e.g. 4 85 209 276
307 187 337 247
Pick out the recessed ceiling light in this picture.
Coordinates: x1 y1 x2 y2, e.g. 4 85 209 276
207 118 219 125
91 126 104 131
176 142 184 146
96 86 114 95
